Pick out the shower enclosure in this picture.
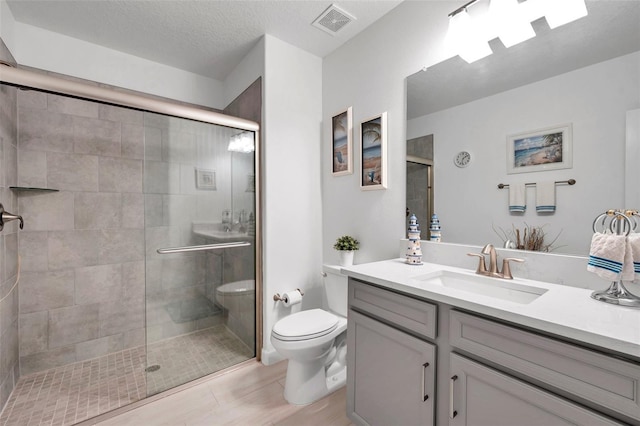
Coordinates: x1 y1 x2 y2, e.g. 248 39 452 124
0 66 259 425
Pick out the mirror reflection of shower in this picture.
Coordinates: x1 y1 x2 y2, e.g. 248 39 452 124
406 134 434 231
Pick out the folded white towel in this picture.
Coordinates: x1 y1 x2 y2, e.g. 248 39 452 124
621 237 635 281
509 183 526 213
629 233 640 279
536 181 556 213
587 233 626 280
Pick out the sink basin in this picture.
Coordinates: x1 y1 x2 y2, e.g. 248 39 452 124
192 223 251 243
413 270 548 304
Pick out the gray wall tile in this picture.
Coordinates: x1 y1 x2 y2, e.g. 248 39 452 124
74 192 121 229
5 144 16 187
0 320 17 382
47 93 99 118
121 193 144 229
99 298 144 337
99 157 142 193
123 328 145 349
18 191 74 231
122 261 144 301
48 230 99 270
17 90 46 110
0 288 17 336
75 264 122 305
19 311 48 356
18 231 49 272
17 149 47 188
49 304 99 348
19 270 74 314
144 161 180 194
121 124 144 159
162 130 196 164
75 334 123 362
98 229 144 264
4 234 17 281
98 104 143 125
144 194 164 227
18 109 74 153
47 152 99 192
20 346 75 376
73 116 121 157
144 126 162 161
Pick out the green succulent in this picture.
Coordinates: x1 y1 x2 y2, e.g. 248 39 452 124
333 235 360 251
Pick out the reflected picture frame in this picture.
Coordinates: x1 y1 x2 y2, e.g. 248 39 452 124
507 124 572 174
332 107 353 176
195 167 217 190
360 112 387 190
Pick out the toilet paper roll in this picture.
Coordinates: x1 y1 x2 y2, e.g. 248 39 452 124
282 289 302 307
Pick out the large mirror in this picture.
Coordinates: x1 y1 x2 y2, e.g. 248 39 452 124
406 0 640 256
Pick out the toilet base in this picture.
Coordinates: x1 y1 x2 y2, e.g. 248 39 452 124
283 358 346 405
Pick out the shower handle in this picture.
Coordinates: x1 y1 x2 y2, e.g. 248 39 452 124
0 203 23 231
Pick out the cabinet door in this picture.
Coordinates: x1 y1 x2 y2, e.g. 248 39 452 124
347 309 435 426
449 354 623 426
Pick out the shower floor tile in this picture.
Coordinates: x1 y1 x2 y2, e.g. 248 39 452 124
0 325 253 426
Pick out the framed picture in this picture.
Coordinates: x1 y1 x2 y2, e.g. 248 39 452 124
195 167 216 190
507 124 572 174
360 112 387 190
332 107 353 176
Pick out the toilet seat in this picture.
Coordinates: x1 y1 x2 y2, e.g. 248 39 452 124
272 309 338 342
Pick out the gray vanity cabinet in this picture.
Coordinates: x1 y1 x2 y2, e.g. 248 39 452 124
449 354 621 426
347 281 437 426
347 278 639 426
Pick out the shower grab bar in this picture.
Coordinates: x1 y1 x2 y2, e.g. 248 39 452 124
157 241 250 254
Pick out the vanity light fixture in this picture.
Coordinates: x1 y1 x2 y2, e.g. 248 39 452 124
542 0 588 29
447 4 493 64
446 0 588 63
489 0 535 48
228 131 255 153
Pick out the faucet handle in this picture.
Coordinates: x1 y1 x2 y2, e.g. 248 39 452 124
501 257 525 279
467 253 487 275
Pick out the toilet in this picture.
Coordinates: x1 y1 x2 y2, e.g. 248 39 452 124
216 280 255 349
271 266 348 405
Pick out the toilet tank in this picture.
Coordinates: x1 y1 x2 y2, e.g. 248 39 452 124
323 265 348 317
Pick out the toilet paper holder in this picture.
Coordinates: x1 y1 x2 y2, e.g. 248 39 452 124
273 288 304 302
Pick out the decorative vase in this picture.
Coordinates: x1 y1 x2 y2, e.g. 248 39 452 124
339 250 354 267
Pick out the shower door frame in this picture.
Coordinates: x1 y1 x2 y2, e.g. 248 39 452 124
0 65 264 361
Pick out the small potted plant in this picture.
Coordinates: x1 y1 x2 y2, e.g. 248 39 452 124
334 235 359 266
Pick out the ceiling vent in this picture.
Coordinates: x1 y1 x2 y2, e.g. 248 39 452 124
312 4 356 35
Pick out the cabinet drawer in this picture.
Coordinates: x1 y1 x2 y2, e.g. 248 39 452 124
450 310 640 423
449 353 623 426
349 279 437 339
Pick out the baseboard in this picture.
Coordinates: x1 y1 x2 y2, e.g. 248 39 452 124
260 347 284 366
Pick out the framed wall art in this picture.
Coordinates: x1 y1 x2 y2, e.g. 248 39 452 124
360 112 387 190
331 107 353 176
507 124 572 174
195 167 217 190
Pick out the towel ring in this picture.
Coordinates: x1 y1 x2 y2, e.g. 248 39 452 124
592 211 632 236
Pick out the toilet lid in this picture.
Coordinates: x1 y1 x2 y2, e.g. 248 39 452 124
272 309 338 341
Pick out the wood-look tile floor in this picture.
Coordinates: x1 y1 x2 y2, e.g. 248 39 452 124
94 360 352 426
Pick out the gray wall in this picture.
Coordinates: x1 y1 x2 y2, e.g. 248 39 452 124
0 38 20 411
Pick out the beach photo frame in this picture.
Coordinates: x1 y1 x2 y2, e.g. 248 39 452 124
360 112 387 190
331 107 353 176
507 124 572 174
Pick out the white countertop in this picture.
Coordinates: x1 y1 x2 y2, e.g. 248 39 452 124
341 258 640 360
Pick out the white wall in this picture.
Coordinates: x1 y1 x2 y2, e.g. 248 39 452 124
0 0 16 54
261 35 323 363
407 51 639 255
223 37 264 108
11 21 225 109
322 1 454 265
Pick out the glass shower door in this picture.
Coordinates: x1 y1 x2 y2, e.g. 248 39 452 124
142 112 256 396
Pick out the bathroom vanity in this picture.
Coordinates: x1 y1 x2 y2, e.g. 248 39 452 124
342 259 640 426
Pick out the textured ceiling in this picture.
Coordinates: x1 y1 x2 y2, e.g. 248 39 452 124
6 0 403 80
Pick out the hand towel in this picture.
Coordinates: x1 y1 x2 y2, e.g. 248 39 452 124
629 233 640 278
509 183 526 213
536 181 556 213
587 232 626 280
621 236 635 281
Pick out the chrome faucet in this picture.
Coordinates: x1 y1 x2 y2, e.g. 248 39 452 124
467 244 524 280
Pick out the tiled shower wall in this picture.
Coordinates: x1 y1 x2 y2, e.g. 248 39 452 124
0 40 20 411
16 90 147 376
15 88 252 375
